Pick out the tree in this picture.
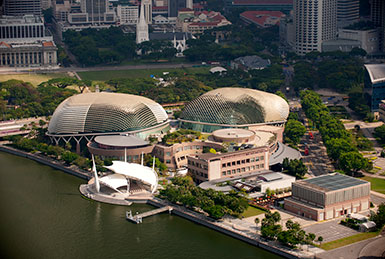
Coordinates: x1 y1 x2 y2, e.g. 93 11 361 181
62 151 78 165
317 236 323 245
282 158 308 179
255 217 260 226
338 151 369 176
284 119 306 145
370 203 385 230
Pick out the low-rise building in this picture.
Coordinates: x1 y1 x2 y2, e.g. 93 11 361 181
117 4 139 25
231 55 271 71
177 9 231 34
364 64 385 112
240 10 285 28
285 174 370 221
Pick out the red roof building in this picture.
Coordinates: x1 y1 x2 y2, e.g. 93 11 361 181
240 10 285 27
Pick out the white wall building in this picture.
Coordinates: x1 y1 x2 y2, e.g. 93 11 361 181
117 4 139 25
338 28 380 54
294 0 337 55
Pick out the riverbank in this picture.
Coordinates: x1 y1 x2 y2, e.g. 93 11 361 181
0 144 91 180
0 144 322 259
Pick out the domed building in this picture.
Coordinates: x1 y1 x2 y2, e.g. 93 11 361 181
47 92 169 152
179 87 289 133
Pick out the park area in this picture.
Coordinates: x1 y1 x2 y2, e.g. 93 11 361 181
362 176 385 194
78 67 210 81
241 205 266 218
0 72 70 86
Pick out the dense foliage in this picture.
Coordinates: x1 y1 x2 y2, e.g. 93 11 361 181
0 80 77 120
282 158 308 179
301 90 371 175
284 118 306 145
370 203 385 230
63 27 137 66
261 211 316 248
159 176 248 219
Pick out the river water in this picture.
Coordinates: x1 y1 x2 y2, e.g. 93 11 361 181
0 151 280 259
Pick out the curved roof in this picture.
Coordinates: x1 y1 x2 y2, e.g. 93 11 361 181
99 174 128 193
210 66 227 73
180 88 289 125
48 92 168 135
94 135 149 148
364 64 385 84
105 161 158 193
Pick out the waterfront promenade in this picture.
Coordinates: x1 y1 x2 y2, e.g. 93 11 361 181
0 143 323 259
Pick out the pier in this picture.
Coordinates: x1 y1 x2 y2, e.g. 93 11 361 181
126 206 173 224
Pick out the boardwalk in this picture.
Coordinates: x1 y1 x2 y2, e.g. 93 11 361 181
126 206 173 224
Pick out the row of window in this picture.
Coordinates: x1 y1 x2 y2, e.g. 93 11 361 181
191 169 208 179
188 160 208 170
221 156 264 168
221 164 263 176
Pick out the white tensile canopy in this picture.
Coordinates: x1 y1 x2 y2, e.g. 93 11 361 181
99 174 128 194
104 161 158 193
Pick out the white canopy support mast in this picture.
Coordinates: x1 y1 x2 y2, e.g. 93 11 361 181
92 154 100 192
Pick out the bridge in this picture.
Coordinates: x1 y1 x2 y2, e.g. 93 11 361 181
126 206 173 224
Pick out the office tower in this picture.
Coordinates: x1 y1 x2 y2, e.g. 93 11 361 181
4 0 42 16
370 0 385 51
81 0 108 23
337 0 359 27
168 0 187 18
294 0 337 55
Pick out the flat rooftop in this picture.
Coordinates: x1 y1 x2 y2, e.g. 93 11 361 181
94 135 149 147
296 173 369 192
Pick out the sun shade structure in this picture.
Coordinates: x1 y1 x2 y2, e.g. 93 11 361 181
179 88 289 132
104 161 158 193
48 92 168 135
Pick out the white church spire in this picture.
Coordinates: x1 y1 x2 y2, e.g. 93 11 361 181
136 1 149 44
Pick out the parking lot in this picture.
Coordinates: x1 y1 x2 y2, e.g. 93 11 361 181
303 218 359 243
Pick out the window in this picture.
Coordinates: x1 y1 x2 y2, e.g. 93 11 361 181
166 159 171 164
260 156 264 161
241 160 245 164
222 163 226 168
237 160 241 165
255 157 260 161
166 152 171 156
256 164 260 169
222 171 226 176
227 170 231 175
246 159 250 163
241 168 245 172
227 162 231 167
237 168 240 173
232 161 236 166
232 170 235 174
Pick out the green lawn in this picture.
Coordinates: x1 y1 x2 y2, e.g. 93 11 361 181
363 176 385 194
78 67 210 81
242 205 266 218
319 232 379 250
0 72 70 86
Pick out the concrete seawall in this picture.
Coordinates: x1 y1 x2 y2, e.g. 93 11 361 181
0 145 91 180
0 144 309 259
147 199 304 259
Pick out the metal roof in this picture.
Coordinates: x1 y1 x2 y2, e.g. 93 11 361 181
364 64 385 84
94 135 149 147
299 174 368 192
259 172 282 182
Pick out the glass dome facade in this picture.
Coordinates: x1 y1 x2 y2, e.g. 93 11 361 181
180 88 289 132
48 92 168 135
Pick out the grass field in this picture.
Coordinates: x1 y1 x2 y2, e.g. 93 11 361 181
78 67 210 81
318 231 379 250
0 72 70 86
242 206 266 218
363 176 385 194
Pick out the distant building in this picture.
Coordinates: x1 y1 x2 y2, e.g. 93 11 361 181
370 0 385 52
117 4 139 25
143 0 152 24
0 15 58 70
364 64 385 111
136 1 149 44
42 0 52 10
231 55 271 71
279 16 295 51
225 0 293 14
337 0 359 28
337 28 380 54
378 100 385 122
285 174 371 221
240 10 285 28
53 0 71 22
294 0 337 55
232 172 295 193
67 0 116 25
177 10 231 34
149 32 193 56
4 0 42 16
168 0 187 18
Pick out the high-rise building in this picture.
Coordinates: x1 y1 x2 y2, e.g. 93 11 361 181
42 0 52 10
168 0 187 18
370 0 385 52
81 0 107 23
337 0 359 28
4 0 42 16
294 0 337 55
